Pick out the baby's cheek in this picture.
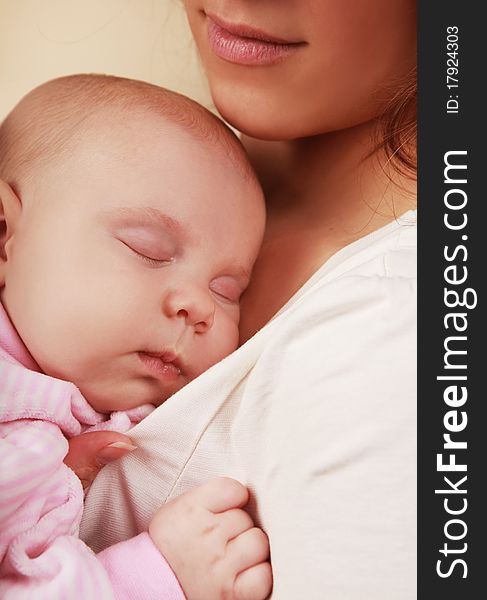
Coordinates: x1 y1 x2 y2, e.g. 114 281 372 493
222 321 240 356
2 280 64 371
219 311 240 353
196 317 239 375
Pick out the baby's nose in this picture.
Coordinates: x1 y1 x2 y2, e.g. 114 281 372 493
163 288 215 333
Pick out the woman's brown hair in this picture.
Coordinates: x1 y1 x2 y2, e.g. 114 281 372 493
378 66 417 179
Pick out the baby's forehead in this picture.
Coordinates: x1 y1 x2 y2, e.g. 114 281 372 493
94 102 244 162
0 74 255 191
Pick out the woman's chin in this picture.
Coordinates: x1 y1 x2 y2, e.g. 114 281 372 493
209 83 302 141
217 106 307 142
209 82 369 142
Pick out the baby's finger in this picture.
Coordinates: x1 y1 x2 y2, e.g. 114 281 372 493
234 561 273 600
191 477 249 513
228 527 270 573
216 508 254 541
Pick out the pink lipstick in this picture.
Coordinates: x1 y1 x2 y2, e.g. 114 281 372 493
206 14 306 66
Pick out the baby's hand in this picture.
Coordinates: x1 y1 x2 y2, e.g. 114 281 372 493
149 477 272 600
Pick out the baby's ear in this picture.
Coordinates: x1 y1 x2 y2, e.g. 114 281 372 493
0 179 22 283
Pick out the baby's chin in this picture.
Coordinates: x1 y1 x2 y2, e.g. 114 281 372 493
78 379 181 415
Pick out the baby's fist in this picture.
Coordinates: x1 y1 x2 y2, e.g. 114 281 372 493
149 478 272 600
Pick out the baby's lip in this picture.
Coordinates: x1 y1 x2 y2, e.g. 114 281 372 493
140 350 184 372
137 350 186 385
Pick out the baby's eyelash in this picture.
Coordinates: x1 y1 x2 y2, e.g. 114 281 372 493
212 290 240 305
136 253 170 267
120 240 172 267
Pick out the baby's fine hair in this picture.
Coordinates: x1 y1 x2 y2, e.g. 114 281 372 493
0 74 254 192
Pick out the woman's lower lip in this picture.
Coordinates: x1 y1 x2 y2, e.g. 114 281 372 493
138 352 181 382
206 17 303 66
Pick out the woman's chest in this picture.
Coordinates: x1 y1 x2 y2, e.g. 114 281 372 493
239 221 340 343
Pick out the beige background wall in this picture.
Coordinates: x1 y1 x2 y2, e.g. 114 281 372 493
0 0 212 120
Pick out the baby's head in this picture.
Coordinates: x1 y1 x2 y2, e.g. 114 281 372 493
0 74 265 412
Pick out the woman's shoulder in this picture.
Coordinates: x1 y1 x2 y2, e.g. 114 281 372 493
246 215 417 425
243 215 416 464
268 210 416 331
316 209 416 284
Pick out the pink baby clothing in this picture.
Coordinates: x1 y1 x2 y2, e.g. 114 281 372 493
0 302 185 599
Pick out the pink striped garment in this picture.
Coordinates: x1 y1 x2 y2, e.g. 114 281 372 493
0 303 185 599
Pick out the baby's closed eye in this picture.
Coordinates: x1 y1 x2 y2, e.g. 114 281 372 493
210 277 244 303
117 227 175 266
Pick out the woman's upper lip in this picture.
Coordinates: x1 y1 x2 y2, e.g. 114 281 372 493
205 12 305 46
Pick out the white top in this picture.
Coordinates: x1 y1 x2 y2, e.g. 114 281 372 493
81 211 417 599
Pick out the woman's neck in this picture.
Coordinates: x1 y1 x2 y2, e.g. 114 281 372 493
242 118 416 237
238 119 416 343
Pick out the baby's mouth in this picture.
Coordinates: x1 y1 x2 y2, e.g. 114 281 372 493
137 350 184 382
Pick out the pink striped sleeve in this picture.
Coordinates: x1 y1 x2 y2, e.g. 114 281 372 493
98 533 186 600
1 339 179 599
0 421 114 599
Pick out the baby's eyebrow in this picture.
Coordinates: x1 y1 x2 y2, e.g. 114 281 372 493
103 206 189 239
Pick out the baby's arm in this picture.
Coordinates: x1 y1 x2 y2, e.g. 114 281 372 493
0 419 115 598
0 419 271 599
98 532 184 599
98 478 272 600
0 415 181 599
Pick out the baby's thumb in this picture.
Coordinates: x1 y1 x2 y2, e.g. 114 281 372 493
64 430 137 490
